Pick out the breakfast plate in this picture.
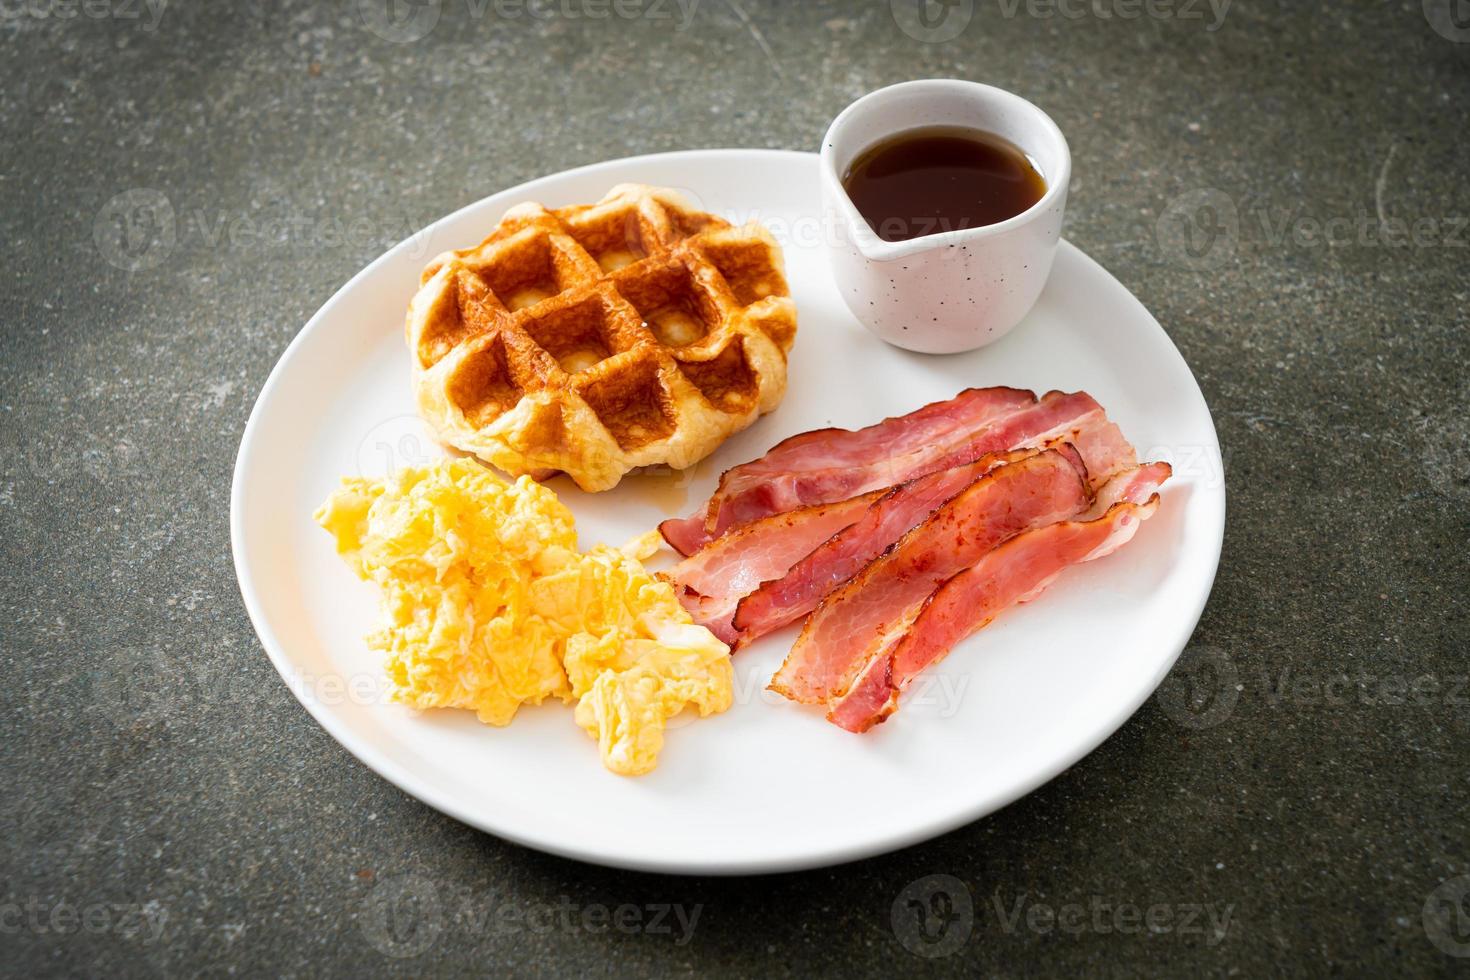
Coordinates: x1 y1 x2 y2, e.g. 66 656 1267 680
231 149 1225 874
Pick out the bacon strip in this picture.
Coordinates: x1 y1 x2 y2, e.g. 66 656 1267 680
730 424 1127 644
767 449 1091 705
660 388 1103 555
714 386 1035 496
728 450 1027 644
826 462 1172 733
1064 419 1137 489
661 387 1032 553
661 491 884 644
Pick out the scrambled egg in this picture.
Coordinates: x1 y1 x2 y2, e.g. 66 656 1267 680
314 459 732 775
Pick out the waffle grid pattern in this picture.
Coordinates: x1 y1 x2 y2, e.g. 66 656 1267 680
408 185 797 491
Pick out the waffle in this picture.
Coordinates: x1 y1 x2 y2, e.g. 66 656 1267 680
406 184 797 492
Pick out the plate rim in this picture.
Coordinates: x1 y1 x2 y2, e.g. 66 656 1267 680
230 148 1225 875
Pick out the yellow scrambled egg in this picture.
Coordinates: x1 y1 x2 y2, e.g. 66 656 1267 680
314 459 732 775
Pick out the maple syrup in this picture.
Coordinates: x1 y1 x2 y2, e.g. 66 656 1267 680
842 126 1047 243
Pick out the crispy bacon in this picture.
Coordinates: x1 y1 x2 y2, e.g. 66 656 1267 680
675 593 743 646
1084 460 1174 515
662 491 884 643
658 514 716 559
660 387 1030 553
713 385 1035 501
659 387 1103 555
732 419 1137 642
1065 419 1137 489
826 462 1172 733
728 450 1025 643
767 449 1092 705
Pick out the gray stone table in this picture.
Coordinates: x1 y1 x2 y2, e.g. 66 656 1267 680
3 0 1467 975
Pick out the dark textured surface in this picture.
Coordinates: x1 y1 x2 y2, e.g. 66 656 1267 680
3 0 1468 975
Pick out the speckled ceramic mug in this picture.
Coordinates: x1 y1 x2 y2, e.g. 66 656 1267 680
821 79 1071 354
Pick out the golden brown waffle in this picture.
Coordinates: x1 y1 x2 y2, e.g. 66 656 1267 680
407 184 797 492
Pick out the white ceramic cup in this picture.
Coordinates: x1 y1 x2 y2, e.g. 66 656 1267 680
821 79 1071 354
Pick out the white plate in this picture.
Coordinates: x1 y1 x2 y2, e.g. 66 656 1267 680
231 150 1224 875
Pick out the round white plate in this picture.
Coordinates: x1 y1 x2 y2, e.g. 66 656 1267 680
231 149 1224 875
